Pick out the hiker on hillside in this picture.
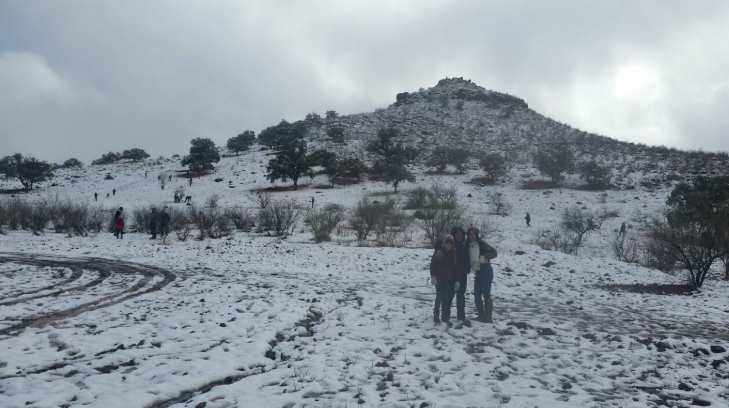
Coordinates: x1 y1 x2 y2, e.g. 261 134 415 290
450 226 470 322
430 235 457 325
467 227 497 322
525 212 531 227
149 207 159 240
113 207 125 239
159 207 171 240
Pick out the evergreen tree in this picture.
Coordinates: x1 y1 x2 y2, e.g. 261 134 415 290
366 127 418 192
181 138 220 173
227 130 256 155
266 139 313 189
0 153 54 191
533 142 575 184
479 153 508 182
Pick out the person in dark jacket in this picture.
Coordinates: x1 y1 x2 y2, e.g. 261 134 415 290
467 227 497 322
149 207 159 239
430 235 457 324
159 207 171 239
450 226 470 321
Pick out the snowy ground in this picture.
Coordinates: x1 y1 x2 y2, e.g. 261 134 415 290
1 154 729 407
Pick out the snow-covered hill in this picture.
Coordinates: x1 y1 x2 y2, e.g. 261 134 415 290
302 77 729 184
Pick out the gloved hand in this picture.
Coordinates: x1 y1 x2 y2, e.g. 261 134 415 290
453 281 461 292
431 276 438 286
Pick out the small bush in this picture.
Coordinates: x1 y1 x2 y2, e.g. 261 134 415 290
488 191 511 216
349 197 398 243
224 207 255 231
185 204 232 240
534 228 573 253
257 199 300 236
641 236 677 272
305 204 344 242
559 207 603 252
612 231 640 263
404 187 431 209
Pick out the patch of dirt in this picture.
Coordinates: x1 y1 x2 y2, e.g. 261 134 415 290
599 283 696 296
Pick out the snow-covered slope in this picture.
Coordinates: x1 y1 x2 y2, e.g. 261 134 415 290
1 151 728 408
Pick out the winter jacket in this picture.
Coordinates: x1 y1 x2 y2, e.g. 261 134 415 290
451 227 470 280
466 229 497 270
114 214 125 230
430 248 457 283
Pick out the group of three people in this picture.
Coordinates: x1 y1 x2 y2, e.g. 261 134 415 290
430 226 497 324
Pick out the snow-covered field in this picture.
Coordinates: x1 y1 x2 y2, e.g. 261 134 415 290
1 153 728 408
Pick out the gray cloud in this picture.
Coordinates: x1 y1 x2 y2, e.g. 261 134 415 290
1 0 728 162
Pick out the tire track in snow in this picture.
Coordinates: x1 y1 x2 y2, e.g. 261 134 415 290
0 252 176 337
0 266 83 301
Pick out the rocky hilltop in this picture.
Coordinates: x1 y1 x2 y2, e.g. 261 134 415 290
295 77 729 181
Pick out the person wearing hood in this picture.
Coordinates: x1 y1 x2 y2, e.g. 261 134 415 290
467 226 498 322
429 235 457 324
450 226 470 321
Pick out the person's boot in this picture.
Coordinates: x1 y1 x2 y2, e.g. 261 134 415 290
476 304 485 322
433 311 440 324
485 298 493 323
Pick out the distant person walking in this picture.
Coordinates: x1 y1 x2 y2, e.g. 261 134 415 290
113 207 125 239
112 188 116 196
94 192 98 201
430 235 457 325
467 227 497 322
525 212 531 227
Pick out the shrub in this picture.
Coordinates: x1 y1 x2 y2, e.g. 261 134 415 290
488 191 511 216
612 231 640 263
349 197 396 242
578 161 611 188
648 177 729 287
533 143 575 184
92 152 122 165
224 207 255 231
51 201 89 236
479 153 508 183
404 187 432 209
188 204 232 239
418 205 463 246
641 234 677 272
534 229 573 253
61 158 83 169
257 199 300 236
559 207 603 252
305 204 344 242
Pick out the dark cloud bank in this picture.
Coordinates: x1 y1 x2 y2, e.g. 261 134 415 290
1 0 728 162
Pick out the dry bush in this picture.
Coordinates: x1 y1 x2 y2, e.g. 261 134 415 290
189 204 232 239
86 206 108 233
257 198 300 236
375 208 413 247
52 201 89 236
305 204 344 242
172 209 192 241
641 235 678 272
612 231 641 263
349 197 398 243
534 228 574 253
224 207 255 231
488 191 511 216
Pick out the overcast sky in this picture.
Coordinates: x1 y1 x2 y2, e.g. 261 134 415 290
1 1 728 162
